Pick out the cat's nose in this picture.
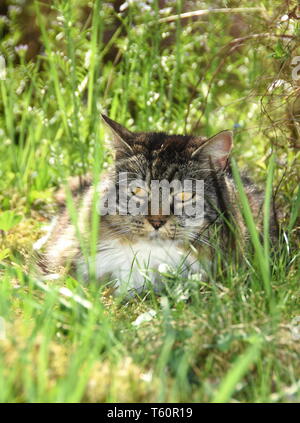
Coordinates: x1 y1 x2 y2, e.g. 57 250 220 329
147 216 166 230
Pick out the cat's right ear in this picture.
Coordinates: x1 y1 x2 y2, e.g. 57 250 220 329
101 114 134 154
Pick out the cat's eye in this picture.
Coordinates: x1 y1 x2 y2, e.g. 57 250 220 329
131 186 148 197
174 191 194 202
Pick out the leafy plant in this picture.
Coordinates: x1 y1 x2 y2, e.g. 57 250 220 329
0 211 22 232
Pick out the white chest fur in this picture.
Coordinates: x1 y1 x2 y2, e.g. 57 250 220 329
77 238 205 294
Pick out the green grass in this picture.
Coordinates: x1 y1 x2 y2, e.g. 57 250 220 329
0 0 299 403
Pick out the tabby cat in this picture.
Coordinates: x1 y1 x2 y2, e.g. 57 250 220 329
38 115 264 295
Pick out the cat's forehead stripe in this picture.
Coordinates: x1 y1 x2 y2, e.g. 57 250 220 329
132 133 194 153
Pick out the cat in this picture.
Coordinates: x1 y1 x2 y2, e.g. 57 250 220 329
37 115 265 295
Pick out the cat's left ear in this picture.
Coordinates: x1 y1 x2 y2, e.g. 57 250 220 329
191 130 233 169
101 114 134 154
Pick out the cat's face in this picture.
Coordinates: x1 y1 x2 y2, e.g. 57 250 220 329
101 115 233 244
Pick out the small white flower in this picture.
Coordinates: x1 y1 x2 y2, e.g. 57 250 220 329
132 309 156 326
158 263 171 273
140 370 153 382
280 14 289 22
15 44 28 54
